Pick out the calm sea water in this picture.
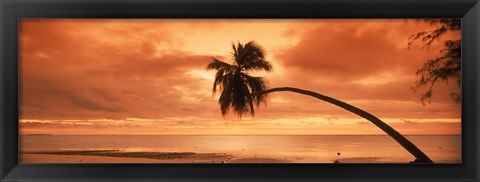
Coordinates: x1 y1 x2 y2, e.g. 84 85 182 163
20 135 461 163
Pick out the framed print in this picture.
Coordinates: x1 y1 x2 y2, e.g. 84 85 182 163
1 0 479 182
16 18 461 164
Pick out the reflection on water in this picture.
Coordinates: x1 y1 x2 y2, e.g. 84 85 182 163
20 135 461 163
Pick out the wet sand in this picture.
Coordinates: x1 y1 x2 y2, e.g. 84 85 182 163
228 157 290 163
21 150 410 163
21 154 173 163
333 157 403 163
20 150 289 163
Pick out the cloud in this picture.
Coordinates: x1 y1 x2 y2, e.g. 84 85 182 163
20 19 217 120
275 20 452 82
401 119 417 124
67 93 126 113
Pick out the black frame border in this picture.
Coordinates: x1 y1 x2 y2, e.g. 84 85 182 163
1 0 479 181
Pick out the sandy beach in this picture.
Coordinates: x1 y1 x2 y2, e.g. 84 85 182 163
21 153 401 164
333 157 404 163
20 150 290 163
21 154 171 163
20 150 402 163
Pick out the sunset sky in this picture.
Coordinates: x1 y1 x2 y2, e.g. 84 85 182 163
19 19 461 135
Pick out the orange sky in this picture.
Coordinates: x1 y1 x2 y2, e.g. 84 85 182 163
19 19 461 135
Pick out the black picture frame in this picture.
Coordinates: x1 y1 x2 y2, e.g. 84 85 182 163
1 0 479 181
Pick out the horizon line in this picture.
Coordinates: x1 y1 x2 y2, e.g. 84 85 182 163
21 134 462 136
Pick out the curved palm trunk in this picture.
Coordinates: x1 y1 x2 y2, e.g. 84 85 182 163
259 87 433 163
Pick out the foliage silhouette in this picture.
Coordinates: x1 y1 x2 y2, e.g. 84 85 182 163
409 19 461 103
207 41 433 163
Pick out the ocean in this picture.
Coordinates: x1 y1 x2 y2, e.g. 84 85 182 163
20 135 461 163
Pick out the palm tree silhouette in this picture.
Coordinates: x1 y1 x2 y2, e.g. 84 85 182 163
207 41 433 163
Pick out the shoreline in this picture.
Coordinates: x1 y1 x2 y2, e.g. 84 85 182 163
20 150 411 164
20 150 290 163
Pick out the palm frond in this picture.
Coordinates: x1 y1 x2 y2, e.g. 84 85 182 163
212 68 225 93
243 74 267 106
230 41 272 72
238 41 265 62
236 41 261 64
231 42 239 60
207 58 236 71
243 41 265 59
244 60 273 72
219 76 233 116
234 42 245 65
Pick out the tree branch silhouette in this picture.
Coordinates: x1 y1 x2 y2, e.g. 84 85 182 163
409 19 461 104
